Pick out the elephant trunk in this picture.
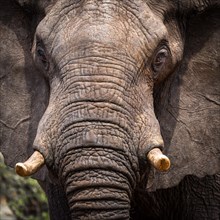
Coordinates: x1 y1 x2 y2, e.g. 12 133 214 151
54 97 138 219
30 61 167 218
60 146 135 219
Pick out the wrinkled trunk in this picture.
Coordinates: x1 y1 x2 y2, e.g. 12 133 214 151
54 77 139 219
33 63 163 218
61 150 133 219
58 123 137 219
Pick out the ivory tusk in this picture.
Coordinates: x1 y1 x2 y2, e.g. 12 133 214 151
15 151 45 177
147 148 171 171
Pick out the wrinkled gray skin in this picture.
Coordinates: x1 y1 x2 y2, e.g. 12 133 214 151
0 0 220 219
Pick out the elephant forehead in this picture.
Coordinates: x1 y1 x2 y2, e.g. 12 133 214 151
37 0 167 59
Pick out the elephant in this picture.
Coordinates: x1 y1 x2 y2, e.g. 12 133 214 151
0 0 220 219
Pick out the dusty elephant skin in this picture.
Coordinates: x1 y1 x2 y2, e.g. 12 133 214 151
0 0 220 219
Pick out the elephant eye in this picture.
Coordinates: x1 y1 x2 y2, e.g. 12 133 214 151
36 42 49 71
152 47 169 77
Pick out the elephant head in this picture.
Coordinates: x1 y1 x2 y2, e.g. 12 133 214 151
0 0 219 219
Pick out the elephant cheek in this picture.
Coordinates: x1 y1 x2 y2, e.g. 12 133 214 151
32 104 58 168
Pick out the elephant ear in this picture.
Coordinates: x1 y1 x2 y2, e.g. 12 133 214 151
176 0 219 12
0 0 49 180
151 7 220 190
17 0 55 15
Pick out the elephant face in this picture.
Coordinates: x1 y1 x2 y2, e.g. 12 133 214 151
32 0 180 168
30 2 182 217
0 0 219 219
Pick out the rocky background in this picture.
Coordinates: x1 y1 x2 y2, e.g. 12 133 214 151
0 153 49 220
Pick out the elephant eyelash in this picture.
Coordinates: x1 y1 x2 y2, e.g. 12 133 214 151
36 42 50 71
151 44 171 80
152 48 168 71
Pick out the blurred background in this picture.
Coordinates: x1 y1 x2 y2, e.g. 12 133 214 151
0 152 49 220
